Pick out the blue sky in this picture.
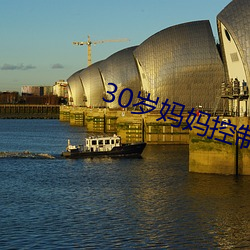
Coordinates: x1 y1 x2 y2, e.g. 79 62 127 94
0 0 232 92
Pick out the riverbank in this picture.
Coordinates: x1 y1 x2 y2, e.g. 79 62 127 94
0 104 59 119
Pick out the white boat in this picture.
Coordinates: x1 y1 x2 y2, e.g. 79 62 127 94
62 134 146 158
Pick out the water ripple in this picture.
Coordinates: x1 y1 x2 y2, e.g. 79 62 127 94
0 120 250 249
0 151 55 159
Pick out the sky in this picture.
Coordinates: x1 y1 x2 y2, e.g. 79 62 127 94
0 0 232 92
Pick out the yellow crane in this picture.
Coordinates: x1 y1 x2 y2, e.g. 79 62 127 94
73 35 129 66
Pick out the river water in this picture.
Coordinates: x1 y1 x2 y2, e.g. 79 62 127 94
0 119 250 249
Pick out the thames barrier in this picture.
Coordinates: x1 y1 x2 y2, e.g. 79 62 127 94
59 106 250 175
59 106 190 144
63 0 250 175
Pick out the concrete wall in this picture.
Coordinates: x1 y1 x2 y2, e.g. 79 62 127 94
59 106 189 145
145 114 189 144
189 116 250 175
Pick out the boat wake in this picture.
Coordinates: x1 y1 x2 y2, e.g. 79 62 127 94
0 151 55 159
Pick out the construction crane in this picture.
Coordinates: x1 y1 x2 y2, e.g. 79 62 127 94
73 35 129 66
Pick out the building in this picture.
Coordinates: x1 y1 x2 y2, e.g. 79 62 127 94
79 61 105 108
133 20 224 111
67 21 225 112
21 86 53 96
67 0 249 116
0 92 19 104
98 46 141 109
53 80 68 98
21 85 58 105
217 0 250 116
67 69 85 106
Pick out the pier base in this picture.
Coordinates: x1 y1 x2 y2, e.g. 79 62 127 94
59 106 189 145
189 117 250 175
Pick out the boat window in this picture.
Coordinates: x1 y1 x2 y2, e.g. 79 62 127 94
105 140 110 144
92 140 97 145
111 139 114 144
116 139 120 144
98 140 103 145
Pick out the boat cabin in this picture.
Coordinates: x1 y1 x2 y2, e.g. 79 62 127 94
85 135 121 152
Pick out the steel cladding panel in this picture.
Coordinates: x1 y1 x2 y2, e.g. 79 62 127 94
67 69 85 106
99 46 141 109
79 61 105 108
217 0 250 89
134 20 225 110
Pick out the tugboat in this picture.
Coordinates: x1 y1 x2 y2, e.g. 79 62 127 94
61 134 146 158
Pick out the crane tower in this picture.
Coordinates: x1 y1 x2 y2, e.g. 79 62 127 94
73 35 129 66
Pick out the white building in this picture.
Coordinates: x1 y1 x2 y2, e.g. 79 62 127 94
53 80 68 98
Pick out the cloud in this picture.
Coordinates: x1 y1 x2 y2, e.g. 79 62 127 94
23 64 36 70
51 63 64 69
1 63 36 70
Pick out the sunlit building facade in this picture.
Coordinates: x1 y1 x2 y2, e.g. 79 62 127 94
67 69 86 106
68 21 225 111
21 86 53 96
68 0 250 115
133 20 225 111
79 61 105 108
217 0 250 116
98 46 141 109
53 80 68 98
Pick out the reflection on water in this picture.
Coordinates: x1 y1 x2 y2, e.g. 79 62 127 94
0 120 250 249
186 173 250 248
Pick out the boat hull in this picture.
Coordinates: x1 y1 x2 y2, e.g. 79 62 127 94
62 142 146 159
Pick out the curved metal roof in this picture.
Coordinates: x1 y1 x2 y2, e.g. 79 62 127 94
79 61 105 108
217 0 250 84
67 69 86 106
98 46 141 109
134 20 225 110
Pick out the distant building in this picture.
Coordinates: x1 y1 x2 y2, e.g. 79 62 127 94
22 95 59 105
52 80 68 98
21 86 40 96
0 92 19 104
20 85 59 105
21 86 53 96
43 86 53 96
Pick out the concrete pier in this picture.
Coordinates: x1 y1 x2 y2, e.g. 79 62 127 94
144 113 189 144
189 116 250 175
60 106 189 144
59 105 71 122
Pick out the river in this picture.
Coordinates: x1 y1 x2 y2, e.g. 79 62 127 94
0 119 249 249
